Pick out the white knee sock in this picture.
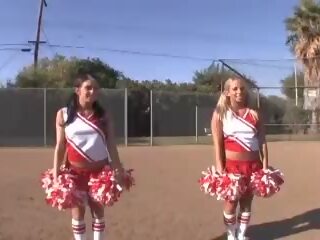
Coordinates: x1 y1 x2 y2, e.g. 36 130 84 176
237 211 251 239
223 212 236 239
92 218 105 240
72 219 86 240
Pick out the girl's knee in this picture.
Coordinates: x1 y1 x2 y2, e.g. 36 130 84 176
71 206 86 220
224 200 238 214
240 194 253 203
239 197 253 212
92 209 104 219
89 201 104 219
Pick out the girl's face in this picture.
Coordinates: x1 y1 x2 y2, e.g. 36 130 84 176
75 79 99 105
226 79 247 104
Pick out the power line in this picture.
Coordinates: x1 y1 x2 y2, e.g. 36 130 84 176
219 56 319 62
0 47 31 52
41 26 56 57
1 41 319 63
223 60 294 70
0 42 290 62
218 59 249 81
46 43 214 62
0 43 30 47
43 43 317 62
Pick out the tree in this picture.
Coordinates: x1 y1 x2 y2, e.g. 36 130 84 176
282 104 310 133
193 62 257 93
10 54 294 138
285 0 320 132
73 58 121 88
14 55 122 88
280 71 304 100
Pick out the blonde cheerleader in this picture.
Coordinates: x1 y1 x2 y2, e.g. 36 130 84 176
211 77 268 240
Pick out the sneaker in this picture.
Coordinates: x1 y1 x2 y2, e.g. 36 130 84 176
227 233 237 240
237 234 249 240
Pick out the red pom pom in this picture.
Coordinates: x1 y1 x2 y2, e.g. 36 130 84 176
199 166 247 201
88 166 134 206
199 166 221 197
250 168 284 198
40 167 85 210
216 173 247 201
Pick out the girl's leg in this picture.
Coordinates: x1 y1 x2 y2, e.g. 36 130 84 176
71 205 87 240
89 199 105 240
237 195 254 240
223 200 238 240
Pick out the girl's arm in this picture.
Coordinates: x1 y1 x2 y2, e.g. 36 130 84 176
53 109 66 181
211 111 225 173
256 110 268 169
103 112 124 173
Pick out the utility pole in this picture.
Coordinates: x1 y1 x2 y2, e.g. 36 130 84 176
31 0 47 70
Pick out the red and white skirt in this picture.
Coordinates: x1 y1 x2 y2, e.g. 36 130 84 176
225 159 262 196
68 165 103 192
225 159 262 177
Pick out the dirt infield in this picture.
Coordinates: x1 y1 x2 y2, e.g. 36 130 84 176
0 142 319 240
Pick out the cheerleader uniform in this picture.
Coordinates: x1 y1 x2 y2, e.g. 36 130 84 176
222 108 262 181
62 107 110 240
62 107 110 191
222 108 262 240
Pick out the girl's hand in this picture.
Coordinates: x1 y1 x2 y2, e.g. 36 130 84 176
216 164 224 174
114 167 125 188
52 168 59 185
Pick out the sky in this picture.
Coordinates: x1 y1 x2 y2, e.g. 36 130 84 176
0 0 300 93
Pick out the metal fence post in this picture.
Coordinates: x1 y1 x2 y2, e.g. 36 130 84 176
294 62 298 106
43 88 47 147
124 88 128 147
195 104 198 144
257 88 260 109
150 89 153 146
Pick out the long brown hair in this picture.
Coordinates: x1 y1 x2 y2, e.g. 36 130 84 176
64 73 105 126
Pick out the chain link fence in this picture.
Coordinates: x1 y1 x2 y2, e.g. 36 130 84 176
1 86 320 147
0 88 126 146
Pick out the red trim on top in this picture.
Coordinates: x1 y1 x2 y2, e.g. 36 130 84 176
224 134 252 151
77 113 106 143
66 136 94 163
231 110 257 133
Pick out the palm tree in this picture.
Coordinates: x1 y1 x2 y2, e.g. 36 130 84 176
285 0 320 132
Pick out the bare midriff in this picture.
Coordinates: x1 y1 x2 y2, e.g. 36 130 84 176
225 150 260 161
69 158 108 171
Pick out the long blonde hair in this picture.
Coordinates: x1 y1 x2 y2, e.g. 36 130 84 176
215 77 251 119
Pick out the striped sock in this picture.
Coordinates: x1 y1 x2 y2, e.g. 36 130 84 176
72 219 86 240
223 212 236 240
237 211 251 239
92 218 105 240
